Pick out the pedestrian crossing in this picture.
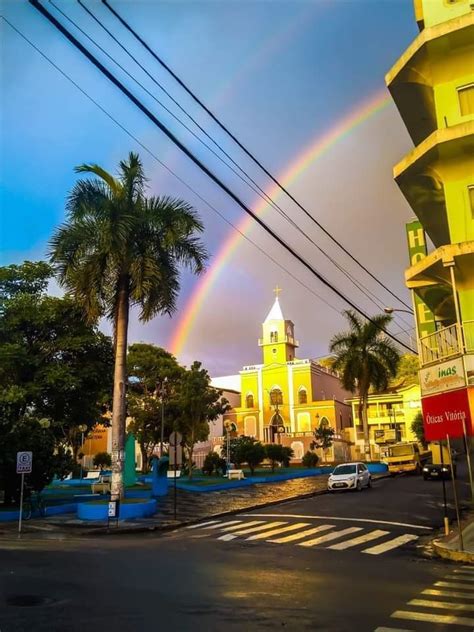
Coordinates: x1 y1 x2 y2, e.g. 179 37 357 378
185 517 420 556
374 565 474 631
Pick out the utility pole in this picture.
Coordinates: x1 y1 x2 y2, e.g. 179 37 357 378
159 377 168 457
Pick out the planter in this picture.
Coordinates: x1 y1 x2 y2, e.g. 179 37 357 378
77 498 157 521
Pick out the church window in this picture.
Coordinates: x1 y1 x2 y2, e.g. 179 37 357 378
244 416 257 437
246 393 254 408
272 348 277 354
270 388 283 406
319 416 330 428
297 413 311 433
298 388 307 405
270 330 278 343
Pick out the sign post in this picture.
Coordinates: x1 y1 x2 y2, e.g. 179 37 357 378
462 419 474 502
439 441 449 536
16 451 33 538
447 433 464 551
107 498 120 528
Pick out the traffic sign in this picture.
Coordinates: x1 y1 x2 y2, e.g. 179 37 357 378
16 451 33 474
169 431 182 447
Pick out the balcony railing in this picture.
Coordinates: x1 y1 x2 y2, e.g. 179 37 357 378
258 335 299 346
419 323 463 366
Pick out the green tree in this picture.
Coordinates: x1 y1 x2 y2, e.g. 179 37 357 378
411 412 425 446
302 451 319 468
330 310 400 459
265 444 286 472
310 425 335 463
49 153 207 497
127 344 184 472
0 262 113 501
391 353 419 386
231 436 265 475
202 451 226 476
176 362 229 479
93 451 112 471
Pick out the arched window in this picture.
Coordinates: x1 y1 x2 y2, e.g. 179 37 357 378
270 330 278 343
298 387 307 405
246 393 254 408
270 387 283 406
319 416 330 428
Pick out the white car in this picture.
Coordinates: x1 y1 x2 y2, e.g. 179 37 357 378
327 462 371 492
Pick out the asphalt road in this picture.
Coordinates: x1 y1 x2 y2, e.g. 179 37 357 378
0 471 472 632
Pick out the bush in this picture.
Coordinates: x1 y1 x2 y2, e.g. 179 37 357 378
302 451 319 468
281 446 294 467
264 444 286 472
93 452 112 470
202 451 226 476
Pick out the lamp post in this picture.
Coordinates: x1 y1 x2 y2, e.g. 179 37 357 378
159 377 168 458
77 424 88 479
384 307 414 316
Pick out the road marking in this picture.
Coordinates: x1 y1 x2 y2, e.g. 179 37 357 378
409 598 474 611
186 520 221 529
453 568 474 576
374 628 414 632
268 524 335 544
218 521 264 532
298 527 362 547
218 533 238 542
328 529 389 551
246 522 310 541
422 589 474 599
363 534 418 555
435 581 474 591
445 574 474 583
206 520 243 530
392 610 474 626
232 521 287 536
240 513 432 531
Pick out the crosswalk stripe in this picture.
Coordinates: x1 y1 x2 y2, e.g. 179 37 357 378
435 581 474 591
206 520 243 530
462 565 474 570
374 627 414 632
445 574 474 582
422 589 474 600
391 610 474 626
246 522 310 541
363 534 418 555
268 524 335 544
298 527 362 547
232 521 287 536
218 521 265 532
328 529 389 551
453 569 474 576
218 533 238 542
186 520 221 529
409 598 474 611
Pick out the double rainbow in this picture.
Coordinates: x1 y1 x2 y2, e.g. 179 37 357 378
169 88 392 357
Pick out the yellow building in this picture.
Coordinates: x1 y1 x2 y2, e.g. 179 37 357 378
386 0 474 440
346 384 422 460
230 291 353 462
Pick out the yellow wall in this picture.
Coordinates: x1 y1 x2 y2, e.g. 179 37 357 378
417 0 472 29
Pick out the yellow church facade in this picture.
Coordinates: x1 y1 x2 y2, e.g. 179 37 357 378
231 292 353 462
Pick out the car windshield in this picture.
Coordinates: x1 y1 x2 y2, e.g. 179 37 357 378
332 465 356 475
388 445 414 457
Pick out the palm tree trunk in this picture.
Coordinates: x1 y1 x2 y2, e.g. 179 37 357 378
111 277 129 499
361 394 370 461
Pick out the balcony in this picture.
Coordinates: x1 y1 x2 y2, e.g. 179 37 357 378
258 335 299 347
418 322 474 366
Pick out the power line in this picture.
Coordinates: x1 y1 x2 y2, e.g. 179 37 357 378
101 0 413 312
0 15 343 319
57 0 409 326
26 0 415 352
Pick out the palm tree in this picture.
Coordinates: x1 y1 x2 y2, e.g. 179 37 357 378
329 310 400 460
50 152 207 498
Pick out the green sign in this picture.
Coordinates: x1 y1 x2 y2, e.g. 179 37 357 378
406 220 436 338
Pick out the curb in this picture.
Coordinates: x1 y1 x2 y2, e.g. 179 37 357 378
432 539 474 564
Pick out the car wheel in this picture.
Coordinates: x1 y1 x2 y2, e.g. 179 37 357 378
367 477 372 488
357 479 362 492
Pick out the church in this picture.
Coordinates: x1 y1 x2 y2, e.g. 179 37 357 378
216 289 353 463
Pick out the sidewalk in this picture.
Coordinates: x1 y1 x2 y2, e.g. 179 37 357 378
432 512 474 564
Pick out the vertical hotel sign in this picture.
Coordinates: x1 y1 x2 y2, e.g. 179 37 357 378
406 220 436 338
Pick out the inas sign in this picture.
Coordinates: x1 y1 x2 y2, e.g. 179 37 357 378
422 387 472 441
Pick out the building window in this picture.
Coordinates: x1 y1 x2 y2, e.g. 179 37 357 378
297 413 311 432
319 416 330 428
270 330 278 343
270 388 283 406
246 393 254 408
458 84 474 117
469 185 474 218
298 388 307 405
272 348 277 354
244 416 257 437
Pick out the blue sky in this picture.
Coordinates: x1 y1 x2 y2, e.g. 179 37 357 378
1 0 418 374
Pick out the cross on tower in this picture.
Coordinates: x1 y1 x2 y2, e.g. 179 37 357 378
273 285 282 298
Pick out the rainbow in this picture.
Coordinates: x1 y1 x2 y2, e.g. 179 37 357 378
169 88 392 357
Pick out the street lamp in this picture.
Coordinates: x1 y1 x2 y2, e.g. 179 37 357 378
77 424 88 480
384 307 414 316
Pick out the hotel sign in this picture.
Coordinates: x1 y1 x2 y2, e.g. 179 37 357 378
421 387 472 441
406 220 436 339
420 357 466 396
